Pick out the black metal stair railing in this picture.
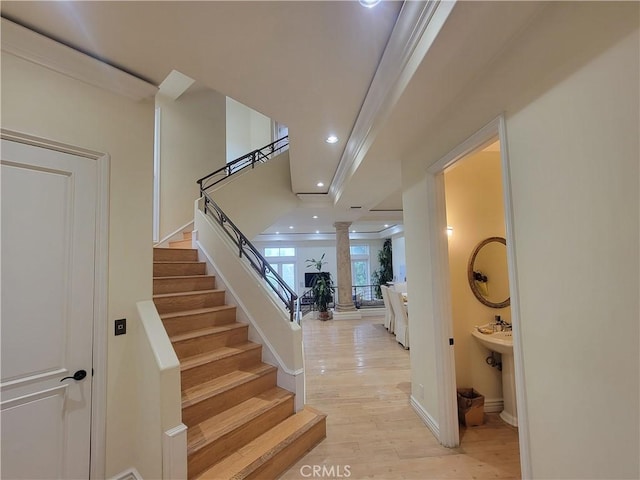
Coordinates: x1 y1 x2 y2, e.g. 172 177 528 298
199 190 298 322
197 136 289 193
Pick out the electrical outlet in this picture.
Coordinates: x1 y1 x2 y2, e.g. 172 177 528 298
114 318 126 336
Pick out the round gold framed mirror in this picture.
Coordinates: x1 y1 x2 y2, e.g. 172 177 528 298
467 236 510 309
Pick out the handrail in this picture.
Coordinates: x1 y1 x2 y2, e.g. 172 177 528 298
200 191 298 322
197 136 289 193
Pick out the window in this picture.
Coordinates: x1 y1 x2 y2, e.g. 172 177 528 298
264 247 295 257
350 244 370 287
263 247 296 294
350 245 369 256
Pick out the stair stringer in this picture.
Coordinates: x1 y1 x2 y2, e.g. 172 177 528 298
193 204 305 412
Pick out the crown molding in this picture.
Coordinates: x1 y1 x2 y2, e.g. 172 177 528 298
1 18 158 101
330 0 457 203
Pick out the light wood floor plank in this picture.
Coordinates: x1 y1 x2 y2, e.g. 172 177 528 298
280 315 520 480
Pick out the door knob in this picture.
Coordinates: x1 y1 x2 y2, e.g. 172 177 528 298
60 369 87 382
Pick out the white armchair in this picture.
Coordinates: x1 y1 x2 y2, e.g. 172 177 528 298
380 285 395 333
388 289 409 349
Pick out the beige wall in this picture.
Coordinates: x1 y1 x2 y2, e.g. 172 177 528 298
157 88 226 239
213 150 299 239
195 206 304 372
1 52 154 476
444 151 507 402
402 3 638 478
226 97 272 162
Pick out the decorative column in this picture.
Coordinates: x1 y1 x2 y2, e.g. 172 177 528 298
333 222 361 319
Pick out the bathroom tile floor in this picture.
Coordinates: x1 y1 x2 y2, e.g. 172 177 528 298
280 314 521 480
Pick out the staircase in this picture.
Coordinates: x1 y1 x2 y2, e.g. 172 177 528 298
153 232 326 479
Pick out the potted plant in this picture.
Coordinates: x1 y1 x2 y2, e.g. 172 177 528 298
371 238 393 298
305 254 334 320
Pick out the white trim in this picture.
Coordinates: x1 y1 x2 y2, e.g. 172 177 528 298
110 468 142 480
498 115 532 479
331 0 456 203
0 129 109 480
153 107 162 243
426 115 531 476
331 310 362 321
0 129 104 159
255 224 404 244
484 398 504 414
410 395 440 439
426 168 459 448
91 152 110 480
154 220 194 248
195 238 303 378
1 18 157 101
162 423 187 480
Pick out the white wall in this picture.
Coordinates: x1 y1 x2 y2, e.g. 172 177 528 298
212 150 299 240
251 238 385 297
1 52 155 476
226 97 272 162
506 29 638 478
444 151 506 403
195 205 304 373
391 235 406 282
402 3 638 478
156 87 226 240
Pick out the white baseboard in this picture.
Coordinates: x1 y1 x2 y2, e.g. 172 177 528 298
358 308 386 317
332 310 362 320
111 468 142 480
410 395 440 440
154 221 194 247
485 397 504 413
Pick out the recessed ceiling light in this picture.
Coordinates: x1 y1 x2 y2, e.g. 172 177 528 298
317 182 324 187
326 135 338 144
289 226 294 229
352 230 356 233
275 231 280 235
316 230 320 234
312 215 318 219
359 0 381 8
384 224 389 228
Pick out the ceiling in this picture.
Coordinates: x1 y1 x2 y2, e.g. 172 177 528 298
1 1 545 239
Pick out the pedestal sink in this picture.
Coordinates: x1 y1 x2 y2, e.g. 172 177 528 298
471 329 518 427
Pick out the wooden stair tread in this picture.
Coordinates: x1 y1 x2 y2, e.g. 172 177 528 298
153 289 223 299
160 305 235 319
180 342 262 372
153 275 214 281
152 260 203 264
182 363 277 409
170 322 247 344
187 387 294 454
194 406 327 480
154 247 197 252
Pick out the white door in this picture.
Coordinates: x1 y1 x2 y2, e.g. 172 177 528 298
1 139 97 479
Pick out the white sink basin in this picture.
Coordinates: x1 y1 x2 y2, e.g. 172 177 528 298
471 329 513 355
470 328 518 427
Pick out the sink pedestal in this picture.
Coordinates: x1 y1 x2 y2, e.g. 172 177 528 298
499 352 518 427
471 330 518 427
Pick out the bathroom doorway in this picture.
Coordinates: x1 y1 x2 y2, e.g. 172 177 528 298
425 116 530 476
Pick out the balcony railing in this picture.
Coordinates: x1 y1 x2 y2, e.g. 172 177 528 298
197 136 289 193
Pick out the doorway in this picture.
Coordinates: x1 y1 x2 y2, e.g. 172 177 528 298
0 133 109 479
426 116 531 476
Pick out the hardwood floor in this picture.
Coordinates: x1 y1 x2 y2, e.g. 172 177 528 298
281 315 521 480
